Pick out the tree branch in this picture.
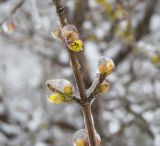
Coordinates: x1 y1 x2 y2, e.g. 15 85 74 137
52 0 98 145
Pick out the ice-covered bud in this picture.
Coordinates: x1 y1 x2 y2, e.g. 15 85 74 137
98 57 115 75
61 24 79 42
51 23 62 40
48 93 64 104
46 79 75 103
68 40 83 52
1 21 16 33
73 129 89 146
46 79 73 93
72 129 101 146
74 139 88 146
98 63 108 74
99 82 109 93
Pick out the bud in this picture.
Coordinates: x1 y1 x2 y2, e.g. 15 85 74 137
46 79 73 93
106 60 115 75
98 63 108 74
99 82 109 93
63 84 73 95
73 129 101 146
51 24 62 40
61 24 79 42
68 40 83 52
73 129 89 146
1 21 16 33
98 57 115 75
74 139 89 146
51 28 61 40
48 93 64 104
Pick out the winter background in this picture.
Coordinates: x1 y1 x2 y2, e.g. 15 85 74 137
0 0 160 146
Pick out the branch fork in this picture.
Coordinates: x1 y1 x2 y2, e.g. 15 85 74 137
48 0 115 145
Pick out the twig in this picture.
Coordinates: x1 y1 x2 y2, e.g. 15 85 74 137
87 74 106 102
52 0 98 145
11 0 26 15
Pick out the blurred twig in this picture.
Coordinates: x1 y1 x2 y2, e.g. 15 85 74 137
11 0 26 15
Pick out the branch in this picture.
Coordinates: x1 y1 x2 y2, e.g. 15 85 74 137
53 0 86 102
52 0 98 145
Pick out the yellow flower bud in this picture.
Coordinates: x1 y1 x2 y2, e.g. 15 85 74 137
74 139 89 146
98 58 115 75
99 82 109 93
63 84 73 95
48 93 64 104
68 40 83 52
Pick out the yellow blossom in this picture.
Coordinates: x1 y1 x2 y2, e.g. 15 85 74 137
48 93 64 104
68 40 83 52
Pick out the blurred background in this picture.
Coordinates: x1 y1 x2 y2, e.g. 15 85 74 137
0 0 160 146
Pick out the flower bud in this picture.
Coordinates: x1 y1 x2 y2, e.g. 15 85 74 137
73 129 101 146
98 57 115 75
74 139 89 146
61 24 79 42
99 82 109 93
51 28 61 40
51 22 63 40
1 21 16 33
68 40 83 52
63 84 73 95
73 129 89 146
48 93 64 104
98 63 108 74
106 60 115 75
